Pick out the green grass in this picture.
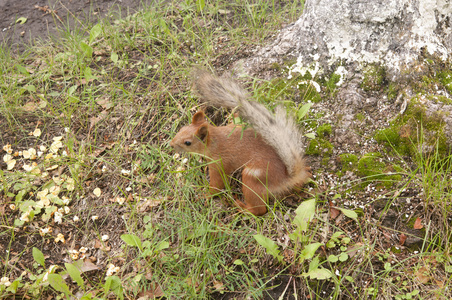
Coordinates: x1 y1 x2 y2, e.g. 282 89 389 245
1 0 452 299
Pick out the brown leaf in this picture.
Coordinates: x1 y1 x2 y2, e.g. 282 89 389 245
137 283 164 298
89 110 108 129
80 77 95 85
434 278 445 288
62 259 99 279
96 98 114 110
127 194 134 202
346 243 364 258
212 280 225 292
147 174 156 184
79 259 100 273
94 239 102 249
334 213 344 225
144 270 153 281
283 248 295 262
138 198 162 212
330 207 340 220
415 266 430 284
399 125 411 138
413 217 423 229
399 233 407 246
185 277 200 290
94 50 108 56
94 240 111 251
104 141 116 149
22 102 37 112
92 146 106 157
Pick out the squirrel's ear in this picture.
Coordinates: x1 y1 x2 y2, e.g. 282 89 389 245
196 124 208 142
192 111 206 125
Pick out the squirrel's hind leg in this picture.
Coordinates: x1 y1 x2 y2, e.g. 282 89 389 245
236 170 269 216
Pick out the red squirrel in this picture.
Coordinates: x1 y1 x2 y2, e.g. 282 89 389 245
170 71 310 216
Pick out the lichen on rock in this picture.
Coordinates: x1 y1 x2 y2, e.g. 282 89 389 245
240 0 452 82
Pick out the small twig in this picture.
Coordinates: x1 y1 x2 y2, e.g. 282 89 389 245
278 276 293 300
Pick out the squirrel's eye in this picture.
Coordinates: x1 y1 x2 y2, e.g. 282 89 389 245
184 141 191 146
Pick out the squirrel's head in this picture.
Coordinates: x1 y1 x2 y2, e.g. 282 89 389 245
170 111 209 154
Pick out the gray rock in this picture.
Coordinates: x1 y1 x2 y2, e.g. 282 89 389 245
240 0 452 81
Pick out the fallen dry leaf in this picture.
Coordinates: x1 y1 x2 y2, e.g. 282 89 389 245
62 259 99 280
413 217 423 229
45 164 58 171
94 239 110 251
415 266 430 284
80 77 95 85
92 146 106 157
89 110 108 129
145 270 153 281
334 213 344 225
330 206 341 220
434 278 445 288
138 199 162 212
283 248 295 262
212 280 225 292
22 102 37 112
399 233 407 246
96 98 114 110
137 283 164 298
346 242 364 258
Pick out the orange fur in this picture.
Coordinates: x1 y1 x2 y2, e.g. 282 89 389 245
170 111 310 216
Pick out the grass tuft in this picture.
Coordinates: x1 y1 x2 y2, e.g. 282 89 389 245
1 0 452 299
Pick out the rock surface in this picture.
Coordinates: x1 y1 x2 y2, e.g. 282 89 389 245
241 0 452 81
237 0 452 155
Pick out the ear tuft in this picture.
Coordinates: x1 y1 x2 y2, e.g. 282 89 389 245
192 111 206 125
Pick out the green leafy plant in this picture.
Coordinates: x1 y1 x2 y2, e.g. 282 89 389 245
254 199 357 281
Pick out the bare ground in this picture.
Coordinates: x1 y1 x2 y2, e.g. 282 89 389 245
0 0 153 52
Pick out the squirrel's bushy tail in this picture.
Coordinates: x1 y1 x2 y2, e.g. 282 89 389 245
193 70 307 183
193 70 246 109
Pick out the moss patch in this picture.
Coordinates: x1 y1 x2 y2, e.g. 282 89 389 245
357 152 402 187
386 82 398 101
361 63 386 92
357 152 386 177
336 152 402 186
338 153 358 173
306 123 334 165
438 71 452 94
306 138 333 156
316 123 332 137
374 99 449 157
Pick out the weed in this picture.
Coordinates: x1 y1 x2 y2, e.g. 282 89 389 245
1 0 452 299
